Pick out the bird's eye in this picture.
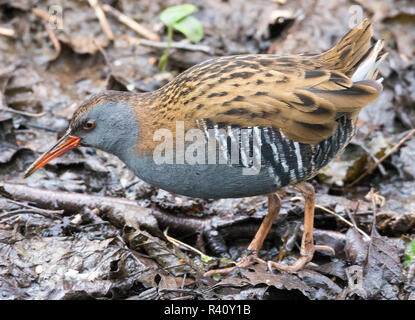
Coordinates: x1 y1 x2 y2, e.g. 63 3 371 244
84 120 95 130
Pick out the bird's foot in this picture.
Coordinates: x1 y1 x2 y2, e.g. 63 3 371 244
204 253 265 277
204 245 334 277
266 244 335 273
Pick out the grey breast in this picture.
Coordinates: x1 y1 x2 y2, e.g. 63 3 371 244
121 116 355 199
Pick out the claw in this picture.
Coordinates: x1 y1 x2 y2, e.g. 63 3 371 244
204 254 258 277
315 245 335 255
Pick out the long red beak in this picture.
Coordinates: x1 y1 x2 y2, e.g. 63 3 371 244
24 132 80 178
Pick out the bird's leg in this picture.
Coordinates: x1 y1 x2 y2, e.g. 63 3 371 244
247 193 281 254
267 181 334 272
204 193 281 277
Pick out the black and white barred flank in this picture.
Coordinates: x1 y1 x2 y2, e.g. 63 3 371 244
205 115 355 189
261 116 355 187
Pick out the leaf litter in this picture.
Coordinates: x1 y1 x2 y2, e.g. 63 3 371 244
0 0 415 300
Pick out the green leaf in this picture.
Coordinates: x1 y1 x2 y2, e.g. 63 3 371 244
219 258 234 264
160 4 196 26
158 52 168 71
410 239 415 255
213 274 221 281
201 254 213 263
158 25 173 71
172 16 203 43
404 239 415 267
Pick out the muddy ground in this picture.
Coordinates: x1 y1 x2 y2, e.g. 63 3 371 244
0 0 414 300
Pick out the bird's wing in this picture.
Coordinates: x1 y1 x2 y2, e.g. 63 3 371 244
186 63 381 145
137 19 386 156
148 19 385 146
148 56 382 146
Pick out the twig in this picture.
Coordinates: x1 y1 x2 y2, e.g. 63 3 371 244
128 229 204 276
0 208 63 220
180 273 187 289
102 4 160 42
164 228 211 261
0 199 64 221
346 201 372 241
347 129 415 187
365 190 385 208
43 22 61 59
368 188 379 236
135 38 213 54
0 182 159 230
87 0 114 41
31 7 63 60
0 27 15 37
6 198 64 214
32 8 60 25
0 183 211 237
290 196 371 240
24 122 60 133
93 39 111 69
159 288 203 297
356 142 387 175
0 106 47 117
353 200 361 216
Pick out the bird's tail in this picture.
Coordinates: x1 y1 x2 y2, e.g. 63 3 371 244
351 39 387 83
314 19 387 82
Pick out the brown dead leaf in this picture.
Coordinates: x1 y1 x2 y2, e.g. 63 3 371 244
215 263 342 299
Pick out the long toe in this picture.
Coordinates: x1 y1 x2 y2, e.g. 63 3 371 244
267 255 312 273
204 254 261 277
266 243 335 273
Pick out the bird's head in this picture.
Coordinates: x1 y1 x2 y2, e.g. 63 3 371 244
24 91 140 178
